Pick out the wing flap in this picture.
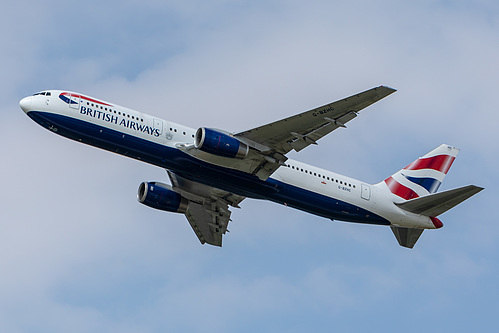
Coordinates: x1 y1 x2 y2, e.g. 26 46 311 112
168 171 245 246
185 200 230 246
185 202 217 245
297 111 358 150
395 185 483 217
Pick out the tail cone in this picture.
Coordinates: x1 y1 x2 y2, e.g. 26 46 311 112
430 217 444 229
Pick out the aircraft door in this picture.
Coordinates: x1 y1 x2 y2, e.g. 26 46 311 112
68 94 80 110
361 184 371 200
153 118 163 135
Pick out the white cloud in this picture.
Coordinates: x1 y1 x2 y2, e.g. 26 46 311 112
3 0 498 332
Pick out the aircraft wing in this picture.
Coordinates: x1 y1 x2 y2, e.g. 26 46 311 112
168 171 245 246
178 86 395 180
235 85 396 155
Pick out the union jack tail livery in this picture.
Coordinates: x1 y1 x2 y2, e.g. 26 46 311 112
384 144 459 200
378 144 482 248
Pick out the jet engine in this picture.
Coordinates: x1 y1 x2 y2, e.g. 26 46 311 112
195 127 248 159
137 182 188 213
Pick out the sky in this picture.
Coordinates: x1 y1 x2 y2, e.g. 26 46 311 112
1 0 498 331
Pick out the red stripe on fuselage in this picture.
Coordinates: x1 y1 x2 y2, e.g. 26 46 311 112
384 176 419 200
61 92 113 107
404 155 455 174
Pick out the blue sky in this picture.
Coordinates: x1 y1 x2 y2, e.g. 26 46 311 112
2 0 498 332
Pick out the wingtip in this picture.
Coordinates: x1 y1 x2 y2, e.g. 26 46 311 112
473 185 485 193
379 85 397 92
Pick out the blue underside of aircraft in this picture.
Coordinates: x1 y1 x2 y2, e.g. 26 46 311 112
27 111 390 226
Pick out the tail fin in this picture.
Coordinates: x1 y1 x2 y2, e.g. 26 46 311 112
384 144 460 200
382 145 483 249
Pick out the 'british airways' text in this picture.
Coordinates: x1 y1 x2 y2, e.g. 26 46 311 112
80 106 160 137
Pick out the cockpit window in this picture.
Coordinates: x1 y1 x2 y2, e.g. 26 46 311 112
33 91 51 96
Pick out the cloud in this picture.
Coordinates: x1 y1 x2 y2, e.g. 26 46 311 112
3 0 498 332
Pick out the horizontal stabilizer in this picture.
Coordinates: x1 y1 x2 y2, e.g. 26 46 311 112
395 185 483 217
391 226 424 249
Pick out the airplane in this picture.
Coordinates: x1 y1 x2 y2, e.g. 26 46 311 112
19 86 483 248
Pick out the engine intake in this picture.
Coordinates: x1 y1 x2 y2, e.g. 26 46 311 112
195 127 248 159
137 182 188 213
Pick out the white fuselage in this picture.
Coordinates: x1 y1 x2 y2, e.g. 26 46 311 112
20 90 437 230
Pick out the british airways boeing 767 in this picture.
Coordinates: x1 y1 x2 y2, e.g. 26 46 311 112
20 86 483 248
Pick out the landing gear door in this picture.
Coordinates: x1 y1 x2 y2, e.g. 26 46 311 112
361 183 371 200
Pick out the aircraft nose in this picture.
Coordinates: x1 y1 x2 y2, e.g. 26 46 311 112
19 96 32 113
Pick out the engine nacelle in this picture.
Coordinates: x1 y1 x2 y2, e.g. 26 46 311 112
195 127 248 159
137 182 188 213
